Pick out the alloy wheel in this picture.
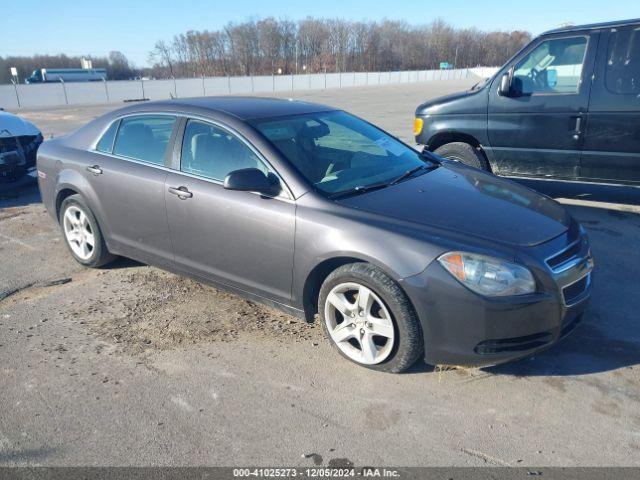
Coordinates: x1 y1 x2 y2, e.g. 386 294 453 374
324 282 395 365
62 205 95 261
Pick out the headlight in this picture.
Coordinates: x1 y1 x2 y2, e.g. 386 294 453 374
438 252 536 297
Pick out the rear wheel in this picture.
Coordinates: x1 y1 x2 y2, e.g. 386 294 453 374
319 263 423 373
59 194 115 268
434 142 489 171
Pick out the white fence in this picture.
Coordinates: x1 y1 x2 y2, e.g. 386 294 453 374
0 68 487 110
469 66 500 78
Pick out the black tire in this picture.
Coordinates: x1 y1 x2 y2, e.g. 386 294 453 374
318 263 424 373
434 142 489 171
59 194 116 268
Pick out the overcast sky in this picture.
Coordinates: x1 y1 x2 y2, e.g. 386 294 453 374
2 0 638 67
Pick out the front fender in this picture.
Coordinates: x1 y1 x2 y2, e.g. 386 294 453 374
417 115 489 151
291 199 450 308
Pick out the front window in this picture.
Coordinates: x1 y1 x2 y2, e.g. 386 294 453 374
513 36 588 95
29 70 42 82
251 111 434 197
180 119 269 181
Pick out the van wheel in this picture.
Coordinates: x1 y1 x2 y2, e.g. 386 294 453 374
318 263 424 373
434 142 489 171
59 194 116 268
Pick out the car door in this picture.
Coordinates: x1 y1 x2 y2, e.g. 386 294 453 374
487 32 598 178
86 114 177 266
164 118 296 304
581 25 640 184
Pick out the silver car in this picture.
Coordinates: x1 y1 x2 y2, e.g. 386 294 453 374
1 110 43 181
37 97 593 372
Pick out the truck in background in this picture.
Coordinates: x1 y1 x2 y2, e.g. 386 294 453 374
25 68 107 84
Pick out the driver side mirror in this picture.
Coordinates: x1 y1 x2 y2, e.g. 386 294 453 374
223 168 281 196
498 72 512 97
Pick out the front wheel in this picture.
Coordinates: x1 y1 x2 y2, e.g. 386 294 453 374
318 263 424 373
433 142 489 171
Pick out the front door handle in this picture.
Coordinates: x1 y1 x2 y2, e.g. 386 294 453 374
572 116 583 141
86 165 102 175
168 186 193 199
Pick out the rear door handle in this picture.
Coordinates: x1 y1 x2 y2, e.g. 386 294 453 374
86 165 102 175
168 186 193 199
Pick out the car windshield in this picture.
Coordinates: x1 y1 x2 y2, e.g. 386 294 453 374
251 111 435 197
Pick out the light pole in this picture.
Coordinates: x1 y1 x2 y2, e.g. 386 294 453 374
10 67 19 85
11 79 20 108
60 78 68 105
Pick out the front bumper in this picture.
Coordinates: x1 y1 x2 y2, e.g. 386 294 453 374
0 134 41 178
401 230 593 367
0 153 25 171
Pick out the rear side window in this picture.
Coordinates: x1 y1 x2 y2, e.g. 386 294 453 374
95 120 119 153
113 115 176 165
605 27 640 95
513 36 588 95
180 119 268 181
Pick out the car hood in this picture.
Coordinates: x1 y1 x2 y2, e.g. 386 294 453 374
337 163 571 247
0 111 40 137
415 88 486 116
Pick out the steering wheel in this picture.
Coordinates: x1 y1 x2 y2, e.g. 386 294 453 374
530 68 545 89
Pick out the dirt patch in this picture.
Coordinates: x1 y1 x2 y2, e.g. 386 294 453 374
71 267 321 354
0 207 29 221
0 204 54 236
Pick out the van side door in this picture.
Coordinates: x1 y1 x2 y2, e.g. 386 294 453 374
487 32 598 179
581 25 640 184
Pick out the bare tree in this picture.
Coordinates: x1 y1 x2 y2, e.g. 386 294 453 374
0 18 533 84
148 40 175 78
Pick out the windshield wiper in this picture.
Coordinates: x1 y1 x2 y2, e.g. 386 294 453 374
328 182 391 200
329 161 439 200
389 164 433 186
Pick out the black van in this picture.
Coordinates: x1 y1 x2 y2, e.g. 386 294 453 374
414 19 640 185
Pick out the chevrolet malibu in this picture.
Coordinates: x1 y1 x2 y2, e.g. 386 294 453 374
37 97 594 373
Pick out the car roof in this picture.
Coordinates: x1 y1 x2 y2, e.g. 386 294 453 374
542 18 640 35
140 96 335 121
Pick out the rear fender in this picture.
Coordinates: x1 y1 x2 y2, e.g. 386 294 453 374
54 168 114 247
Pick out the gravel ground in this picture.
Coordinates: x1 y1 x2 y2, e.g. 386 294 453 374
1 79 640 467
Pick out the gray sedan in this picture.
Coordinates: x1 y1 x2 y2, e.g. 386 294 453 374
36 97 594 372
